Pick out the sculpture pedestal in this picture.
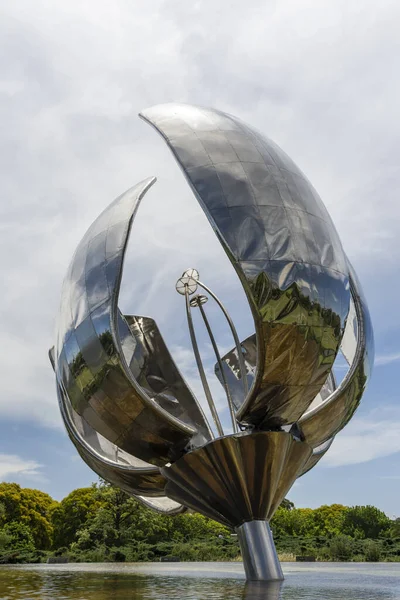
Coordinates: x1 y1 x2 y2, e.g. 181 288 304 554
236 520 283 582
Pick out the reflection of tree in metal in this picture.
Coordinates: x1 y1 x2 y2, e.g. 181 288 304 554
50 103 374 581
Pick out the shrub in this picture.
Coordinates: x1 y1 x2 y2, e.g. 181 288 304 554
363 540 382 562
329 536 354 561
111 550 126 562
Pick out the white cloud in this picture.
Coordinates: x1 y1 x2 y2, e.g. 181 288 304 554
375 353 400 366
0 454 42 479
0 80 24 96
0 0 398 429
322 408 400 467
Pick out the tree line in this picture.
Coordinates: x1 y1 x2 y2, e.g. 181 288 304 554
0 481 399 564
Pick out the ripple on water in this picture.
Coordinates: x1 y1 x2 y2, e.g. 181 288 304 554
0 563 399 600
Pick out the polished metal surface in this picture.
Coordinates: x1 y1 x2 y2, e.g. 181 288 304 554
140 103 351 429
189 294 208 307
196 297 238 433
299 266 374 448
184 284 222 437
197 279 249 399
184 286 238 433
50 348 185 514
236 521 283 582
161 431 312 527
298 437 334 477
50 101 374 581
53 177 211 467
123 314 212 446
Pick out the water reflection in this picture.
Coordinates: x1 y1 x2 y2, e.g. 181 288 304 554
0 564 399 600
244 581 282 599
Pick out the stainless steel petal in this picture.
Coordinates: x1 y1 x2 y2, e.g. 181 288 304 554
54 177 209 466
298 265 374 447
140 103 350 429
123 315 212 447
340 293 358 365
215 334 257 413
56 378 168 498
297 437 334 477
303 372 336 414
51 346 185 514
135 496 186 515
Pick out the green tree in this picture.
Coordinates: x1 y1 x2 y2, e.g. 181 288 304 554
280 498 295 511
71 482 231 559
0 529 11 551
3 522 35 553
69 482 171 553
389 518 400 538
311 504 348 537
51 486 100 548
93 482 171 546
0 502 6 522
342 506 391 539
271 507 314 537
363 539 382 562
1 478 396 564
0 483 56 549
170 512 229 542
329 535 354 561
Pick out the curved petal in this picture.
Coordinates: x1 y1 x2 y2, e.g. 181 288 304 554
215 337 337 417
51 346 186 514
302 371 336 415
340 291 358 366
140 103 350 429
54 177 210 466
297 437 334 477
298 265 374 447
56 378 168 498
122 314 211 447
135 496 186 515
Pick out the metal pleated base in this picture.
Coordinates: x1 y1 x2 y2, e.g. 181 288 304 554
161 431 312 527
236 521 283 582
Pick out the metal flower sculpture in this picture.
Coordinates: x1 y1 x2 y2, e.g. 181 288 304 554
50 103 374 581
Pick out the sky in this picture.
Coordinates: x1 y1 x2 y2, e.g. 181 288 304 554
0 0 399 517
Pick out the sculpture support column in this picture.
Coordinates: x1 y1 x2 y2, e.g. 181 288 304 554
236 520 284 582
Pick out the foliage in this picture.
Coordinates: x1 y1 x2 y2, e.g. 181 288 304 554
271 507 315 537
0 521 40 564
51 486 100 548
389 518 400 538
0 528 11 551
69 481 231 558
0 483 56 549
311 504 348 537
342 505 391 539
0 480 399 564
328 535 354 561
363 540 382 562
3 522 35 552
280 498 295 511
